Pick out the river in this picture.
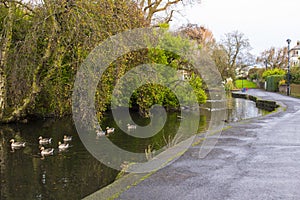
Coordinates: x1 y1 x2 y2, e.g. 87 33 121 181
0 95 268 199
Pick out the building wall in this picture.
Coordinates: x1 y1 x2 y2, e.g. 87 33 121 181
291 41 300 67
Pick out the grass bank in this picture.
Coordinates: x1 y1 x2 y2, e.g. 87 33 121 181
235 79 257 89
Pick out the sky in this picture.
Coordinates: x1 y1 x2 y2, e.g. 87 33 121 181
170 0 300 56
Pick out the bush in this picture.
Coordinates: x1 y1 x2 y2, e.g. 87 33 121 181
224 79 234 91
248 68 260 81
249 73 258 81
279 79 286 86
290 67 300 84
262 68 286 80
266 75 285 92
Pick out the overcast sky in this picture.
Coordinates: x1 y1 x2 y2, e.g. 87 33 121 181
170 0 300 56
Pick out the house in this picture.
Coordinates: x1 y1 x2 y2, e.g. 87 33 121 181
291 41 300 67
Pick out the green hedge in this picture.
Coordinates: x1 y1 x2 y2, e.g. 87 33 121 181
290 67 300 84
266 75 285 92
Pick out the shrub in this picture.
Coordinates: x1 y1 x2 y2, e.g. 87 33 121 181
290 67 300 84
266 75 285 92
224 79 234 91
262 68 286 80
279 79 286 86
249 73 258 81
248 68 260 81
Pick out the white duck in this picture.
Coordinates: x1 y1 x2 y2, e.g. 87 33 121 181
63 135 72 142
127 124 137 130
40 146 54 156
58 141 69 150
38 136 52 144
106 127 115 134
10 139 26 148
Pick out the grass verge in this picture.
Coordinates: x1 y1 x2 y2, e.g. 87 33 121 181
235 79 257 89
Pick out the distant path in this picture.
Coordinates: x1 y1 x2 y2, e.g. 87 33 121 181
117 89 300 200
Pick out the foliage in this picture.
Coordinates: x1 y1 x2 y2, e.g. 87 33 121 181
224 79 235 91
248 68 261 81
262 68 286 79
279 79 286 86
112 30 207 117
266 75 285 92
235 80 257 89
188 73 207 104
211 45 231 80
0 0 145 122
0 0 205 122
290 67 300 84
249 73 258 81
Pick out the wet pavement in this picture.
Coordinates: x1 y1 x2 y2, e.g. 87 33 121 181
116 89 300 200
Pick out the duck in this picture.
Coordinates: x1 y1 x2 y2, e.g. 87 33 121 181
38 136 52 144
106 127 115 134
96 129 106 136
58 141 69 150
40 146 54 156
10 139 26 148
127 124 137 130
63 135 72 142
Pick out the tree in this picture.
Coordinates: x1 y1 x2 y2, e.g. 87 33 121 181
136 0 201 25
179 23 215 51
0 0 145 122
220 31 252 79
211 44 230 80
0 1 14 119
256 47 288 69
112 29 207 117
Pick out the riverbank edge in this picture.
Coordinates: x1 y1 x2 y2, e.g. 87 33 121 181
83 90 285 200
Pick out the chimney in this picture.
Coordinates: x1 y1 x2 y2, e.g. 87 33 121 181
297 41 300 46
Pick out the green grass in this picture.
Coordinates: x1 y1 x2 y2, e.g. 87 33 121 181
235 79 257 89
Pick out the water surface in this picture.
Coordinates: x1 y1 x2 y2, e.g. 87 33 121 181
0 96 267 199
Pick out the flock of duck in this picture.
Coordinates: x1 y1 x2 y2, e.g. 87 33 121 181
9 124 137 156
95 124 136 137
9 135 73 157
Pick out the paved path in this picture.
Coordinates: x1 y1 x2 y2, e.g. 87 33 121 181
117 89 300 200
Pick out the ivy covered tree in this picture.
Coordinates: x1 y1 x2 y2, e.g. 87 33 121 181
0 0 145 122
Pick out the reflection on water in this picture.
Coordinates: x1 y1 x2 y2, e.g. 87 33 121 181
0 96 268 199
0 119 118 200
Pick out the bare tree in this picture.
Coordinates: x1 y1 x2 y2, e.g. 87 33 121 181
220 31 252 79
211 44 231 80
179 23 215 51
136 0 201 25
257 47 288 69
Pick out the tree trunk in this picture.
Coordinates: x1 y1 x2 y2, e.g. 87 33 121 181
0 2 14 119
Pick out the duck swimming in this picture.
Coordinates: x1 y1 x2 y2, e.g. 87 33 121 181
38 136 52 144
58 141 69 150
10 139 26 148
106 127 115 134
127 124 137 130
63 135 72 142
40 146 54 156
